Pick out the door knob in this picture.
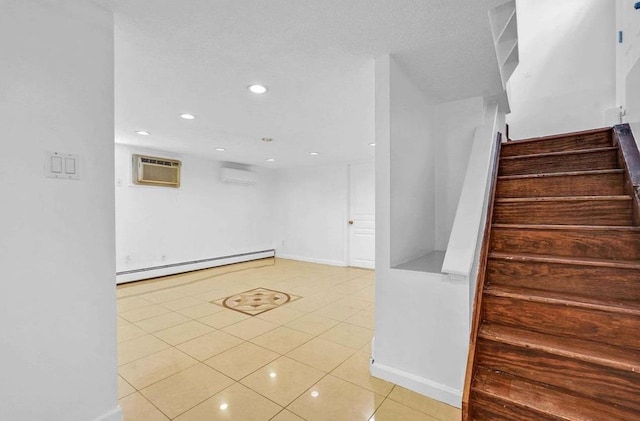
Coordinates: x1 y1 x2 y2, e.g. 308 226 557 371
348 220 354 225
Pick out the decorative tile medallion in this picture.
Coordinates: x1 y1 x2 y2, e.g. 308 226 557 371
213 288 300 316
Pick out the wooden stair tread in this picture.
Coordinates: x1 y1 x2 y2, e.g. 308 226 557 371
500 146 618 161
472 366 640 421
506 127 611 145
484 284 640 316
492 223 640 232
495 195 632 203
488 251 640 269
479 323 640 373
498 169 624 180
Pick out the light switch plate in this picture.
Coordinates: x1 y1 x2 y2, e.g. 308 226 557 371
45 152 80 180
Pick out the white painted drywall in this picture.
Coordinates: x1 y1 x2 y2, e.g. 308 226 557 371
434 97 486 250
373 55 469 407
115 144 276 274
0 1 119 420
507 0 616 139
273 164 350 266
389 58 437 266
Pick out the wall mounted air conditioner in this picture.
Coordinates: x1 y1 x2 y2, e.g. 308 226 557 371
220 167 256 184
132 154 181 188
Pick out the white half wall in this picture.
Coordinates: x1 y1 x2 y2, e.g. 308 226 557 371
273 164 350 266
115 144 276 279
0 1 120 420
507 0 616 139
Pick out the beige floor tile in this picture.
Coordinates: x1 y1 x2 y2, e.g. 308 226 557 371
369 399 439 421
222 317 279 340
271 409 305 421
284 297 327 313
198 309 250 328
337 296 373 310
118 375 136 399
118 322 148 343
319 322 373 349
154 321 214 345
119 392 169 421
141 288 190 304
286 337 355 372
205 342 279 380
331 352 394 396
175 382 282 421
118 335 171 366
176 330 243 361
119 348 198 389
135 312 191 333
117 296 154 313
311 303 361 321
352 286 375 302
120 305 171 323
193 289 231 302
178 302 225 319
345 309 375 329
255 307 306 325
388 386 461 421
240 356 324 406
140 364 234 419
288 375 384 421
285 313 340 336
160 296 204 311
251 327 313 354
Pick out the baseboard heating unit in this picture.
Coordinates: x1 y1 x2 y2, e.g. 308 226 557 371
116 249 275 284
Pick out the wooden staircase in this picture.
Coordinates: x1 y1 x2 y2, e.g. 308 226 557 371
463 125 640 420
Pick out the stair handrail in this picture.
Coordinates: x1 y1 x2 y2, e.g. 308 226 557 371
614 124 640 225
461 131 503 420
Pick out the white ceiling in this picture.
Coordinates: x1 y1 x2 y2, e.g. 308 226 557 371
101 0 504 168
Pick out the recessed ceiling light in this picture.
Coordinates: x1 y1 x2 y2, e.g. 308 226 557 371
135 130 150 136
266 158 275 162
215 148 226 152
180 113 195 120
248 84 268 94
219 403 228 410
309 152 319 156
261 137 273 142
369 142 376 146
310 391 319 398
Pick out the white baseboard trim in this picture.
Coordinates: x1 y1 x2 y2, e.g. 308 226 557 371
92 405 122 421
276 254 347 267
370 361 462 408
116 250 275 284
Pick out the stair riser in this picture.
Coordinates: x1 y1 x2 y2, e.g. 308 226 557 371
477 339 640 412
501 132 612 157
490 228 640 260
499 150 618 176
483 294 640 350
496 173 624 198
493 199 633 225
470 393 560 421
487 260 640 301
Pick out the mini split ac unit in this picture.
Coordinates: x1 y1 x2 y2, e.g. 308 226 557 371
133 154 181 188
220 167 256 184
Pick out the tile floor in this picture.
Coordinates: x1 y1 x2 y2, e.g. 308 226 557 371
117 258 461 421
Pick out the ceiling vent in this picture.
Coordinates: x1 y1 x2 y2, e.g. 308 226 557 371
221 167 256 184
132 154 181 188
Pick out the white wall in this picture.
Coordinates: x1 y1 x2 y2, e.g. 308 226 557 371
0 1 119 420
389 59 437 266
115 144 276 273
274 164 350 266
434 97 486 250
507 0 616 139
373 55 469 407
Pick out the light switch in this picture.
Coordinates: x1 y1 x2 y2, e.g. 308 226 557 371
51 156 63 173
64 158 76 174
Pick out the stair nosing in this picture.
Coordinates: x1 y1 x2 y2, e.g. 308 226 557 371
504 127 611 145
498 169 624 180
500 146 617 161
484 284 640 316
495 195 632 203
478 323 640 373
488 251 640 269
491 223 640 232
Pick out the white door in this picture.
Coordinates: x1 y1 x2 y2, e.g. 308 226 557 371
348 162 375 268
